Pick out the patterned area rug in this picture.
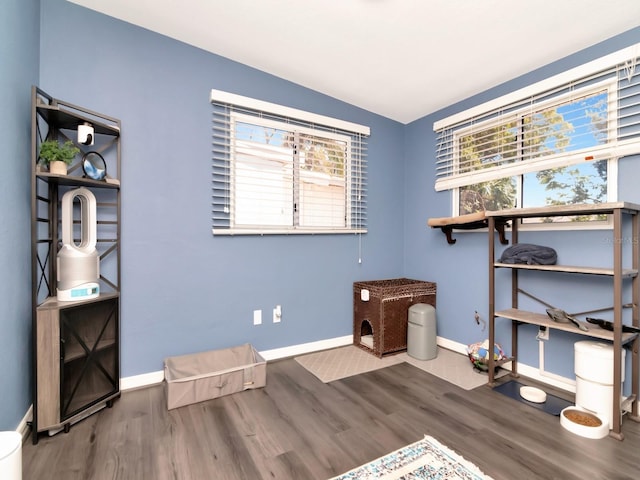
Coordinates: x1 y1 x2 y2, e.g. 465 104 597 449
295 345 505 390
330 435 493 480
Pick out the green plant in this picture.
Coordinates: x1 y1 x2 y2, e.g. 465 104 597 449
39 140 80 165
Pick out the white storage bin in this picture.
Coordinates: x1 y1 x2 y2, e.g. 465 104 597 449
575 340 625 385
164 343 266 410
574 340 626 430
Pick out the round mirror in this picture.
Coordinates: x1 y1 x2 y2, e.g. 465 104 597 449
82 151 107 180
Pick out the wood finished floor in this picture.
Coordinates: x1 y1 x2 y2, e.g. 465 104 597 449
22 357 640 480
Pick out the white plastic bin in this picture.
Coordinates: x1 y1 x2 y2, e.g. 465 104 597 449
574 340 625 430
164 344 266 410
0 431 22 480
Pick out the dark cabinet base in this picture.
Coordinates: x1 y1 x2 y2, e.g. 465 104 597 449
35 295 120 441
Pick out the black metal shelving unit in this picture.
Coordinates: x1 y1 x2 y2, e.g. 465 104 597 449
30 86 122 444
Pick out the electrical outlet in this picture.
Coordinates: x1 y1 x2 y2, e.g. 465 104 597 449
273 305 282 323
538 326 549 340
253 310 262 326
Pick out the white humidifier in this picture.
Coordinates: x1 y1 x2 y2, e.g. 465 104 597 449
57 187 100 301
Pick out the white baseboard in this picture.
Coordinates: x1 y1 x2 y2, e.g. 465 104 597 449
436 337 575 393
120 335 354 391
120 371 165 391
19 334 576 431
17 405 32 442
118 335 576 392
436 336 467 355
514 363 575 392
258 335 353 361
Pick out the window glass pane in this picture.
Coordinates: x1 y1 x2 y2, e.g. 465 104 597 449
212 93 368 235
234 121 293 226
458 120 518 173
459 178 516 215
522 160 608 223
454 89 610 223
523 90 608 159
298 133 347 227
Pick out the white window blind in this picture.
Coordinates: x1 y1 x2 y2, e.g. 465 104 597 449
434 45 640 193
211 90 369 235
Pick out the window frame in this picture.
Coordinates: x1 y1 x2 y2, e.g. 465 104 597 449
450 81 618 224
211 89 369 236
229 112 353 231
434 42 640 230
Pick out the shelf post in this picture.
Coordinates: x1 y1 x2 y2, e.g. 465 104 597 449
632 211 640 421
611 208 624 439
488 216 496 385
511 216 519 378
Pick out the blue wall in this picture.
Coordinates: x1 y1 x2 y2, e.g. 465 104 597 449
0 0 40 431
38 0 406 377
404 27 640 383
2 0 640 431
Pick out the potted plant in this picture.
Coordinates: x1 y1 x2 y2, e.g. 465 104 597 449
39 139 80 175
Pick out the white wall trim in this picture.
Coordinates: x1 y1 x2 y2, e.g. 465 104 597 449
119 335 354 391
120 371 166 391
258 335 353 361
17 405 32 442
516 363 575 393
120 334 576 392
436 336 468 355
435 337 575 393
210 89 370 135
434 41 640 131
19 334 576 431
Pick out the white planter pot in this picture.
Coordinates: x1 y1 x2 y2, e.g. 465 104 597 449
49 161 67 175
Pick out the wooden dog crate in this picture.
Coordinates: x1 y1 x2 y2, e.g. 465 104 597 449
353 278 436 357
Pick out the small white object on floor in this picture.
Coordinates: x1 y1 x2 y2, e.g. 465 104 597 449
560 406 609 439
360 335 374 349
519 385 547 403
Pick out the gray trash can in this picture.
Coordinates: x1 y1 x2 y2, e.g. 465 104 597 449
407 303 437 360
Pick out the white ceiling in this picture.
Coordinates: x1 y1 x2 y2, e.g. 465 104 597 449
68 0 640 124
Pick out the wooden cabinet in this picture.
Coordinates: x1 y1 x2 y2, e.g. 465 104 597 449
485 203 640 440
35 295 119 432
30 87 121 443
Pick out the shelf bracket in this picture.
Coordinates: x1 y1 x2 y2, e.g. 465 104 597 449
428 212 509 245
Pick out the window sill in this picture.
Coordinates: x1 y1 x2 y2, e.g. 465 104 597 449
212 228 367 236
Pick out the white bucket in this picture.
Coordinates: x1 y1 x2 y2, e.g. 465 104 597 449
574 340 625 430
0 431 22 480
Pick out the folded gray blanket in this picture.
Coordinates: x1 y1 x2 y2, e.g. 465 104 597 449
499 243 557 265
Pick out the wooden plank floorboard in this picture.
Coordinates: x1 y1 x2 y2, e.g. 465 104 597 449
21 358 640 479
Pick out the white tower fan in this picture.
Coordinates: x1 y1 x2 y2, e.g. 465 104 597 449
56 187 100 301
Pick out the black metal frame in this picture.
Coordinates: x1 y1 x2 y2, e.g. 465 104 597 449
30 86 122 444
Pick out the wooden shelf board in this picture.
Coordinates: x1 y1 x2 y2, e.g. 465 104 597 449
495 308 637 344
36 173 120 189
37 292 119 311
494 262 638 277
36 104 120 136
486 202 640 219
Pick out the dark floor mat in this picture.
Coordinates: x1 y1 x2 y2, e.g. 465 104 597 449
493 380 572 416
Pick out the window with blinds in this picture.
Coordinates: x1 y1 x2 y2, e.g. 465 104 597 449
434 43 640 224
211 90 369 235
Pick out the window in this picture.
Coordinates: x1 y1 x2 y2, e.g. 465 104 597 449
434 44 640 225
211 90 369 235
